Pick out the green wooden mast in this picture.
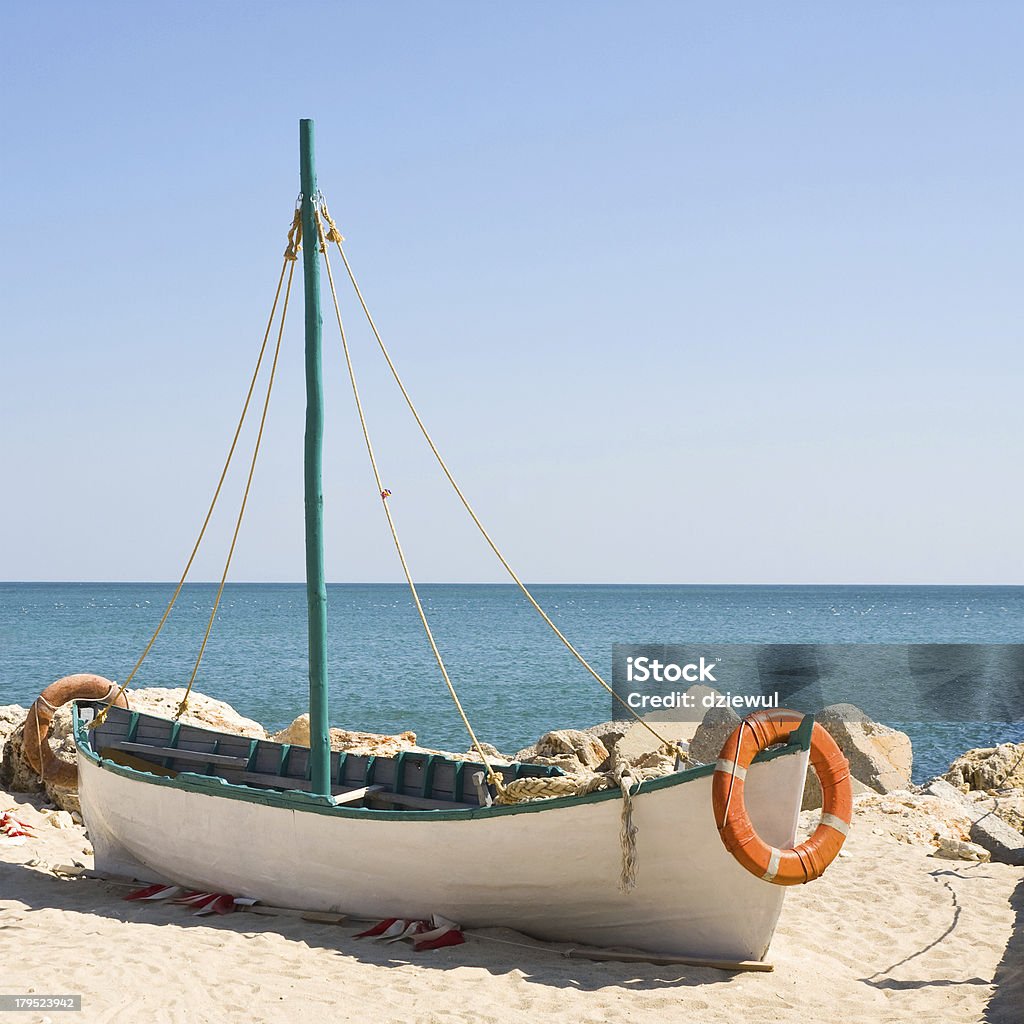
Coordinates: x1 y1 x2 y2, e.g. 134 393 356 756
300 118 331 797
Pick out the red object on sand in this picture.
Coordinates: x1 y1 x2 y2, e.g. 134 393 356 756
355 917 400 938
355 915 465 952
0 811 34 838
124 886 235 916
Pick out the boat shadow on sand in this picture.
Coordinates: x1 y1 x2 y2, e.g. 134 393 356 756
1 858 745 994
983 876 1024 1024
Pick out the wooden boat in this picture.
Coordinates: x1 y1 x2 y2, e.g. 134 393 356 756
75 701 814 961
57 119 848 965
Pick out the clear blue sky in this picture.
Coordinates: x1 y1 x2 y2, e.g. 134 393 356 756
2 2 1021 584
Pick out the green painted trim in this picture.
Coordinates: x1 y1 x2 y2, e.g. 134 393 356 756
278 744 292 777
364 755 377 786
299 117 331 799
163 720 181 770
454 760 466 802
336 750 348 786
125 712 140 744
75 707 813 824
421 754 438 798
245 739 259 772
394 751 409 795
788 713 815 750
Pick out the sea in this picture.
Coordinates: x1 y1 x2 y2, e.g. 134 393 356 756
1 582 1021 783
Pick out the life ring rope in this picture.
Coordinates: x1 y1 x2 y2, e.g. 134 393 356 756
23 674 128 788
712 710 853 886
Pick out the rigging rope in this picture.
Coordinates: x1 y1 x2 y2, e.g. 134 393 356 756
91 209 303 730
315 210 504 787
176 251 296 717
317 198 682 761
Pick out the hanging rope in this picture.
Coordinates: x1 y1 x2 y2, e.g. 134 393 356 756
176 249 297 717
315 211 504 788
494 761 655 892
317 198 682 761
92 208 303 730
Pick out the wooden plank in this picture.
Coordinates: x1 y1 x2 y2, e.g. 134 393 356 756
232 773 385 802
238 905 345 924
330 784 386 806
471 770 493 807
234 772 318 791
564 946 773 973
365 791 477 811
99 747 178 778
110 742 248 767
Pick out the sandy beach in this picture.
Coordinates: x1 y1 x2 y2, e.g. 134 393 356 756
2 785 1020 1024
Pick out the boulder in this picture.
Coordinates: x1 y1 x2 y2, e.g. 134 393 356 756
802 771 873 811
0 705 28 760
513 729 609 776
985 793 1024 835
612 709 699 765
687 701 912 806
853 791 974 847
922 776 977 809
931 836 991 862
44 809 75 830
944 743 1024 792
927 768 1024 835
1 716 45 795
581 720 630 752
129 688 267 739
535 730 608 770
271 714 418 758
687 706 742 765
816 704 912 794
463 741 505 761
0 687 268 813
969 811 1024 866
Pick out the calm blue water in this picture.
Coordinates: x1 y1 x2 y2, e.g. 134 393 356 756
1 583 1021 782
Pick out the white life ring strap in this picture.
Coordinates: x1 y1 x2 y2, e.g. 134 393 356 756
820 812 850 837
714 758 747 781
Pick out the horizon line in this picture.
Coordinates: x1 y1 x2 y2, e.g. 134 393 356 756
2 580 1023 588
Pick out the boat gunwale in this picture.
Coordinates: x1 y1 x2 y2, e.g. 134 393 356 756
73 704 814 822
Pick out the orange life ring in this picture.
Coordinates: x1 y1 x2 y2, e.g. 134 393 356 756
22 674 129 788
712 710 852 885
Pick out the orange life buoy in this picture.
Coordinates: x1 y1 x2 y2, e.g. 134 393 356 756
712 709 852 885
23 674 129 788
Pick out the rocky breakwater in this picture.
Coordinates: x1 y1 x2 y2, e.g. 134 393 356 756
599 695 1019 866
3 682 1022 869
680 697 912 808
0 688 267 814
796 703 913 810
271 713 421 758
926 741 1024 866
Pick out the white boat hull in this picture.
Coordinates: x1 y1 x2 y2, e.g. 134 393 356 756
77 736 809 961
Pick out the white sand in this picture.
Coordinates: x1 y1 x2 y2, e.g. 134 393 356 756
1 789 1021 1024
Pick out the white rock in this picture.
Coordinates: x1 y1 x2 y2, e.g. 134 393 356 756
931 836 991 862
